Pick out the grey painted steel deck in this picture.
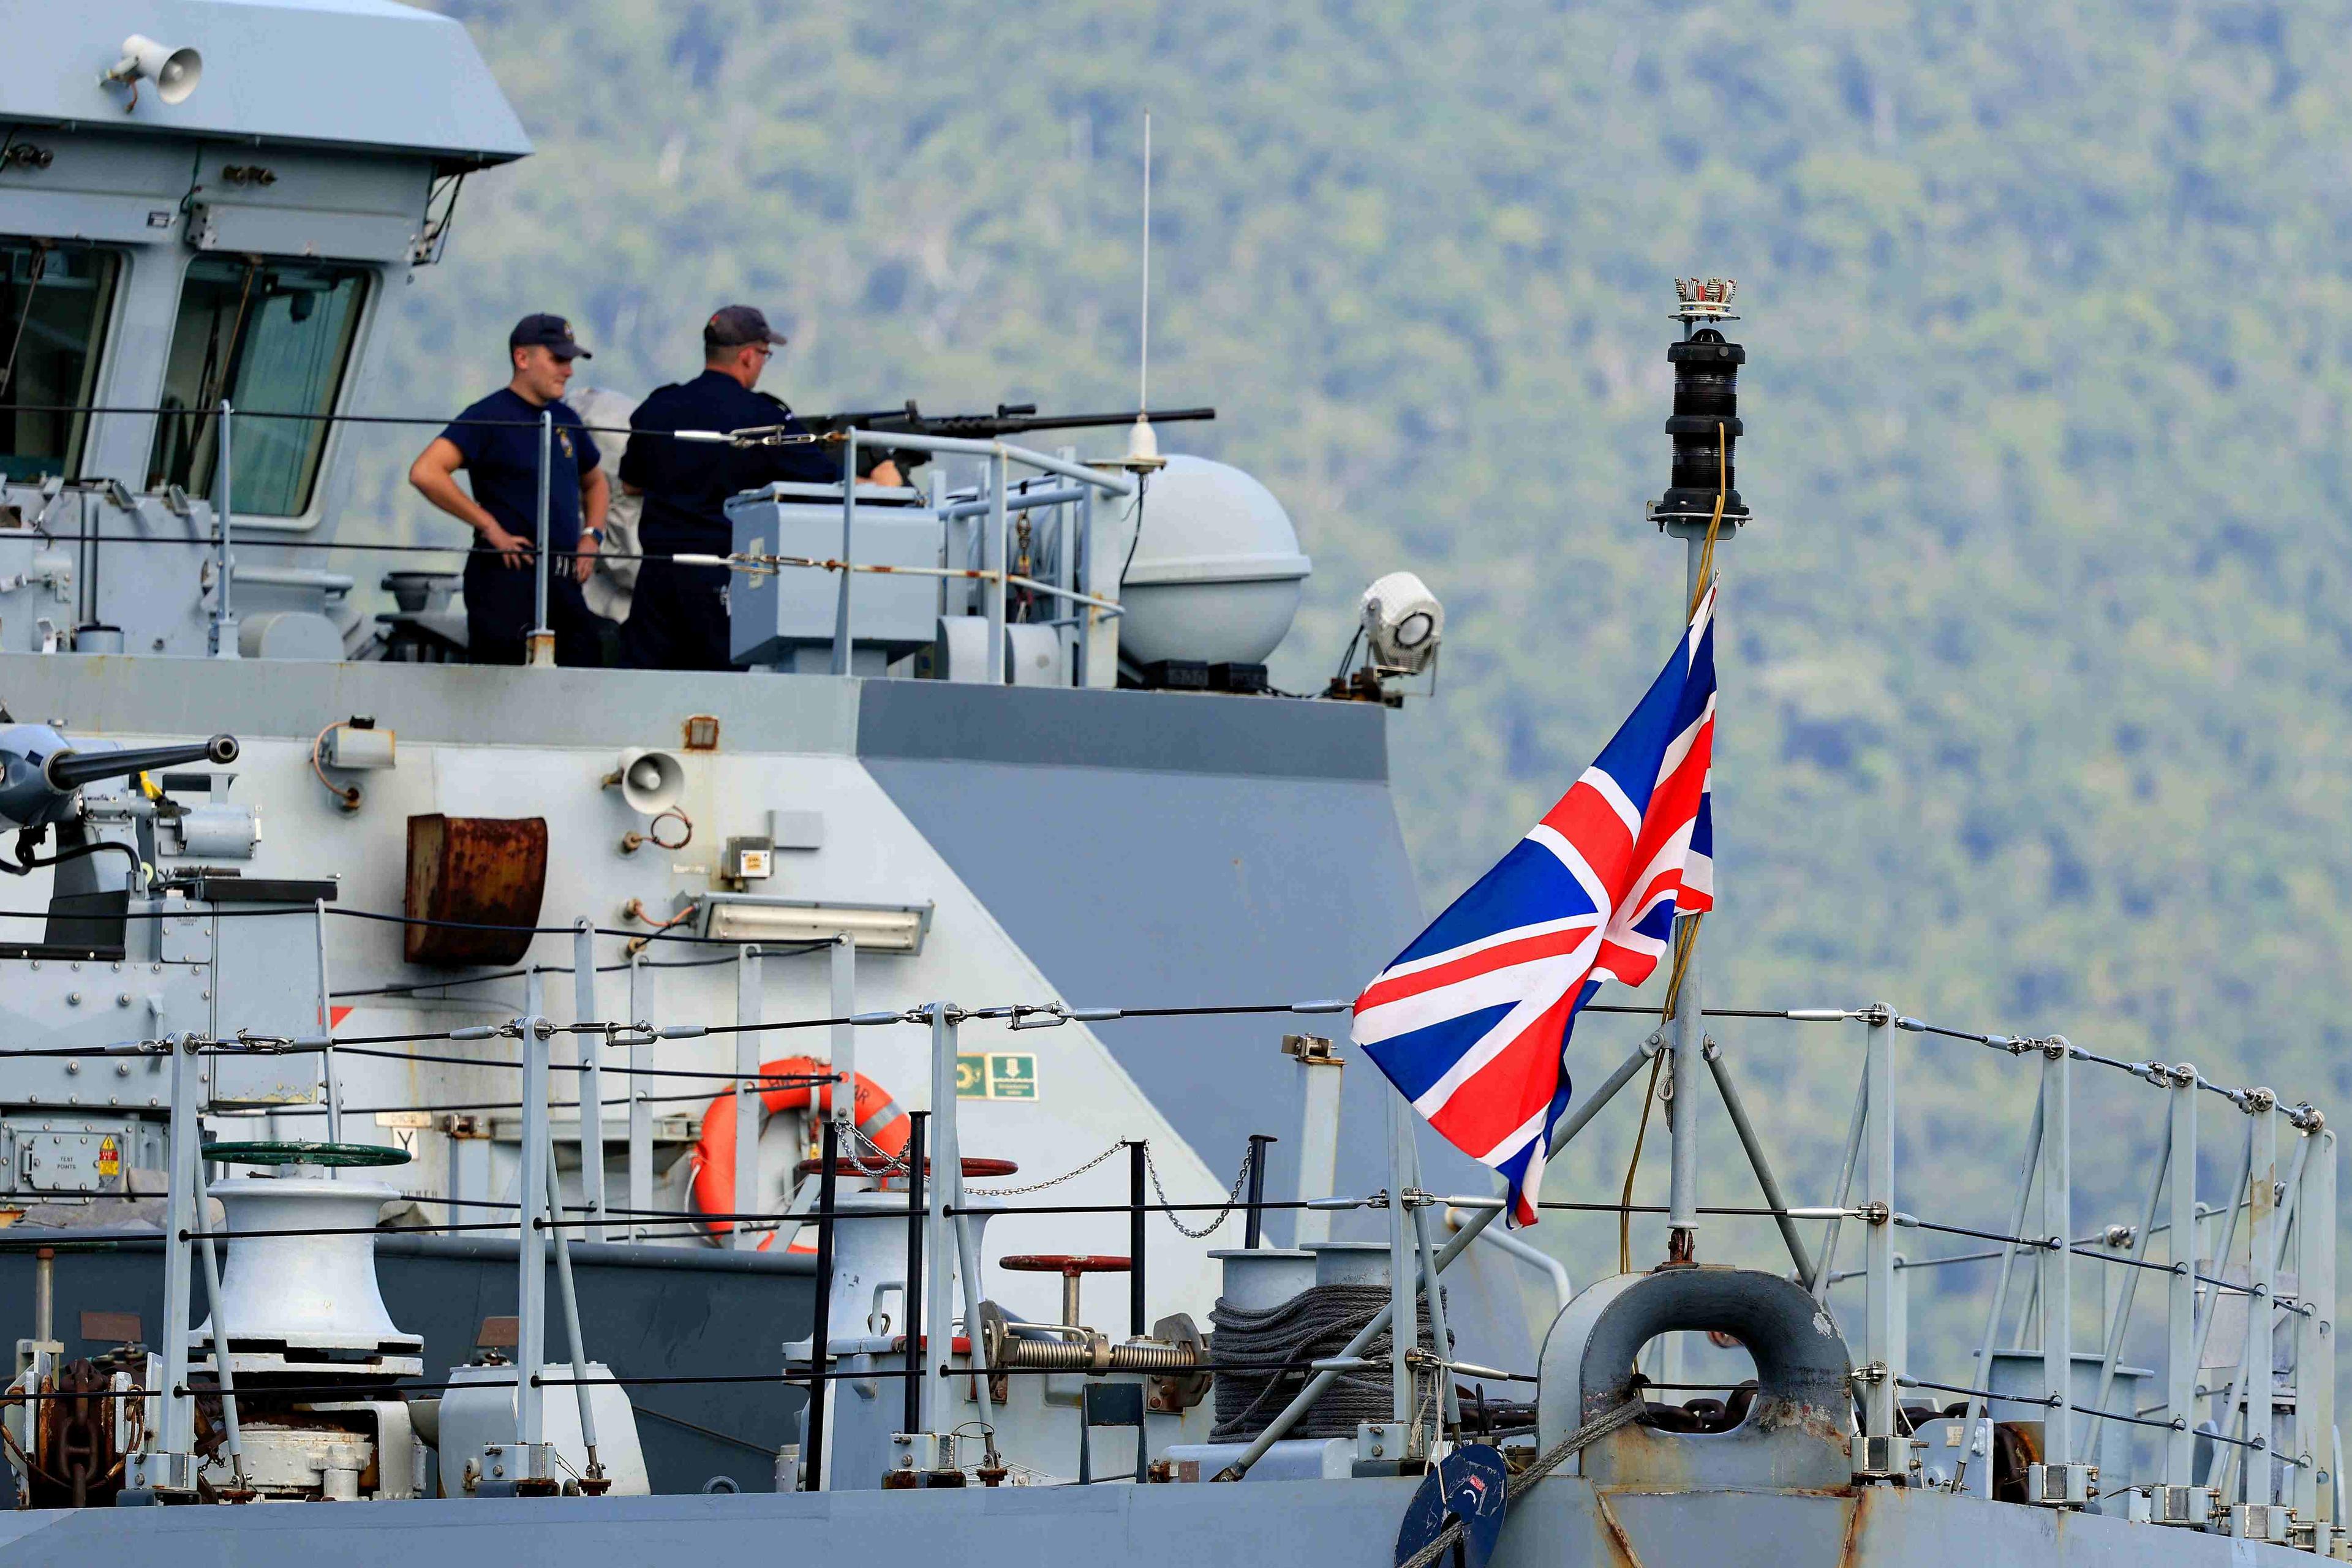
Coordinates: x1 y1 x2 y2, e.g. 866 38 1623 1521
0 1477 2316 1566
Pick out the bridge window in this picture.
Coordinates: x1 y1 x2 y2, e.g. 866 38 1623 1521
0 238 120 483
146 255 369 518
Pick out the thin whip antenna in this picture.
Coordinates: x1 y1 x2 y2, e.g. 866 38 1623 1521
1125 113 1161 466
1139 110 1151 411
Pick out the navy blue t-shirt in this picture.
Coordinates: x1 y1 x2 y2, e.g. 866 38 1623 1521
440 387 600 557
619 370 834 555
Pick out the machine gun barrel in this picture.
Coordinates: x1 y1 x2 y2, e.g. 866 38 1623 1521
900 405 1216 440
804 404 1214 442
43 733 238 791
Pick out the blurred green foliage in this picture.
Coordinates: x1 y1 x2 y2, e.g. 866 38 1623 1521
352 0 2349 1379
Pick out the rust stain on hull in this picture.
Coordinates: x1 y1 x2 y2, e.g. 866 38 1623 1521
1593 1492 1647 1568
1836 1487 1871 1568
404 814 549 967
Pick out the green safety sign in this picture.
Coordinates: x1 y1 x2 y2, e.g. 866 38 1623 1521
956 1052 1039 1101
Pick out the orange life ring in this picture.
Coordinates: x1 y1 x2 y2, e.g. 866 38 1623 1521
688 1057 908 1248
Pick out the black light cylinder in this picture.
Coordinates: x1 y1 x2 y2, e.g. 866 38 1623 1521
1653 301 1751 530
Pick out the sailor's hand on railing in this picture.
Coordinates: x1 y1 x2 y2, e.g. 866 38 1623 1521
477 521 534 569
572 532 598 584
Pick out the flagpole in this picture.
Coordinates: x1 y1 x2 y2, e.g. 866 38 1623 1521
1656 278 1746 1270
1665 546 1706 1268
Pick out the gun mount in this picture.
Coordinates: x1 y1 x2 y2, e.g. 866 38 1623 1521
0 724 239 831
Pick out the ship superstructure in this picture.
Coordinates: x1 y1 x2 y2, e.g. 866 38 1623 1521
0 5 2337 1566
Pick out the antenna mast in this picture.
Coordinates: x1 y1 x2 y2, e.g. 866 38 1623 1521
1139 110 1151 410
1126 113 1161 466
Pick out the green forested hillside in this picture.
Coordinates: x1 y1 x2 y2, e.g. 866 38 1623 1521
360 1 2352 1346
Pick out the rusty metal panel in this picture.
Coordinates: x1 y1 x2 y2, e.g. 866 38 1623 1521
404 815 548 967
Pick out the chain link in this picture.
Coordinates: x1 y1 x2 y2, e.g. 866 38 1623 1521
822 1125 1254 1237
965 1139 1126 1197
1146 1142 1254 1240
840 1121 909 1175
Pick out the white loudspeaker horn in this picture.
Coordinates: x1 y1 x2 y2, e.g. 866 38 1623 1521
107 35 203 107
606 748 685 816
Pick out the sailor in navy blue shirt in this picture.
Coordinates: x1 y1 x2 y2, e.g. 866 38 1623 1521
408 314 609 666
617 304 899 671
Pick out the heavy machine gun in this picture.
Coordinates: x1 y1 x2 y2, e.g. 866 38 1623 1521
797 403 1216 477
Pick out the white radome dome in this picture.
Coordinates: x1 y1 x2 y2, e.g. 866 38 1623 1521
1115 455 1312 668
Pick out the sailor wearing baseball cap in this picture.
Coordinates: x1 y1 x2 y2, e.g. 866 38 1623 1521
407 313 609 665
617 305 898 670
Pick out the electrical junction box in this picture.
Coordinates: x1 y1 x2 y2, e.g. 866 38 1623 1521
726 486 941 672
723 837 774 882
321 723 395 770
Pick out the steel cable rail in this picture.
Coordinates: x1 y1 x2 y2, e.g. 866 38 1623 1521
15 991 2330 1120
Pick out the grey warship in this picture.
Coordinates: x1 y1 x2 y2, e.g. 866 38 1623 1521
0 3 2338 1565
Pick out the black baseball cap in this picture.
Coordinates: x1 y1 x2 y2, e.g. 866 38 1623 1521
704 304 788 350
509 313 590 360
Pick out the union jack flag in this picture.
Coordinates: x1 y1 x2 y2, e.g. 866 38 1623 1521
1352 585 1718 1225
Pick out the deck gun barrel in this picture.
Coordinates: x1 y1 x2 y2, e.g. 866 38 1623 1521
0 725 238 829
44 734 238 792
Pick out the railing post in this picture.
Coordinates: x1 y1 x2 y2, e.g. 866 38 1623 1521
516 1011 551 1449
1862 1006 1896 1448
831 431 857 676
527 407 555 667
986 449 1008 680
2166 1063 2199 1487
2299 1121 2337 1531
803 1115 839 1491
572 922 607 1241
2040 1038 2073 1469
734 945 763 1251
211 400 238 658
191 1156 246 1491
1078 481 1112 687
542 1131 603 1486
1056 445 1080 684
146 1033 200 1490
1385 1093 1417 1432
901 1110 927 1442
627 956 654 1235
2245 1089 2279 1519
1401 1118 1461 1431
922 1005 959 1438
313 897 341 1149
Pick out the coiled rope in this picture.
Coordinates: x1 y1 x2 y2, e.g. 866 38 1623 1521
1207 1283 1443 1441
